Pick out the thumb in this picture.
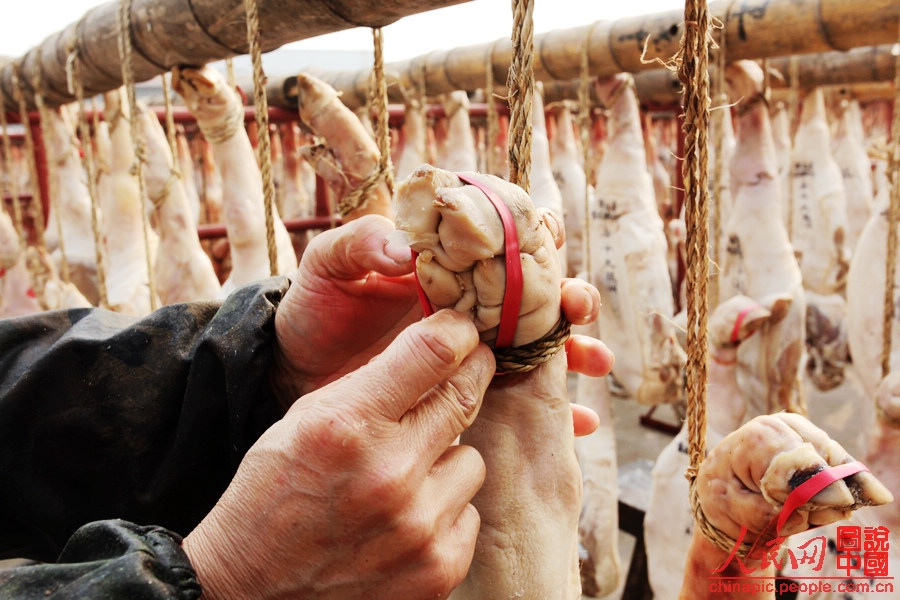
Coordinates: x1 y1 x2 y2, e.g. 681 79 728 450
335 309 484 423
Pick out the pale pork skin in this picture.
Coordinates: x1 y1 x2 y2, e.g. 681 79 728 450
790 88 849 297
645 294 791 600
172 65 297 297
588 72 685 406
549 103 588 279
435 91 478 174
831 99 873 256
136 102 221 304
573 320 620 597
722 60 806 416
0 208 42 318
395 96 428 182
394 165 581 600
96 89 159 316
40 104 100 305
789 374 900 600
678 413 893 600
293 73 392 221
530 86 567 276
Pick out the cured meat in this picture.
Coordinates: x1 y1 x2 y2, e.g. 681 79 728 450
175 126 202 227
771 102 792 231
573 319 620 597
172 65 297 296
23 244 91 310
137 102 221 304
293 72 392 221
394 165 581 600
588 72 685 405
96 88 158 316
678 412 892 600
831 99 873 255
0 208 41 318
722 60 806 416
550 102 588 279
530 86 567 276
435 91 478 173
394 96 428 182
40 104 100 305
788 373 900 600
790 88 849 297
645 294 790 600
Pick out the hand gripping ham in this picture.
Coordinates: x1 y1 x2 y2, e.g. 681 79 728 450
394 164 582 599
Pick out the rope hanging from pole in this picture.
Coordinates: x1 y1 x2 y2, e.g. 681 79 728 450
31 65 72 285
161 73 180 175
117 0 159 311
12 65 47 249
881 17 900 378
0 104 27 242
506 0 535 192
370 27 395 199
678 0 711 491
244 0 279 276
66 44 110 310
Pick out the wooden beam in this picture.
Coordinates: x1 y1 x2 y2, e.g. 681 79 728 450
0 0 472 112
284 0 898 110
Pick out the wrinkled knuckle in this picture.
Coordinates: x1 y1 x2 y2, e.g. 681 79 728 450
436 373 482 424
411 327 462 372
364 466 413 508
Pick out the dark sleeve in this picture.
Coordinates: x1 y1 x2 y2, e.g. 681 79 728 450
0 277 292 562
0 520 201 599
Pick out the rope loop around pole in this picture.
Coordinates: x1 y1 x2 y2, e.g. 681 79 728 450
66 41 110 309
243 0 279 277
117 0 159 311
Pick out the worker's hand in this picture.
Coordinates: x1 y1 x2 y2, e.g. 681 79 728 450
184 309 493 600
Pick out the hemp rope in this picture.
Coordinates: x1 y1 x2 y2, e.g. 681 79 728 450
66 44 110 309
117 0 159 311
370 28 394 198
30 66 72 284
161 72 181 175
243 0 279 276
12 66 47 249
484 43 498 176
881 15 900 378
0 101 27 242
577 29 593 280
336 28 394 217
506 0 535 193
679 0 711 495
493 315 572 373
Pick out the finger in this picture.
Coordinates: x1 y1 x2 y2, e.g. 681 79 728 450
302 214 413 281
402 342 495 458
428 445 486 526
572 403 600 436
346 309 484 424
560 278 601 325
566 334 615 376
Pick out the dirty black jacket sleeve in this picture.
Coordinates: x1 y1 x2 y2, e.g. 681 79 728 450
0 277 291 594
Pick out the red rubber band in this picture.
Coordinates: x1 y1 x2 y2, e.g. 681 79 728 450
775 460 869 535
455 173 522 348
730 304 762 344
411 249 435 317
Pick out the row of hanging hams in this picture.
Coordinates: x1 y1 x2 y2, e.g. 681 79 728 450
1 56 897 600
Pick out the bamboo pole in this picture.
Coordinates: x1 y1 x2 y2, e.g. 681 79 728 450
277 0 898 110
0 0 471 113
538 44 900 107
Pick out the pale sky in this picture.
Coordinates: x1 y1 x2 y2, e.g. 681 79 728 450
1 0 685 62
